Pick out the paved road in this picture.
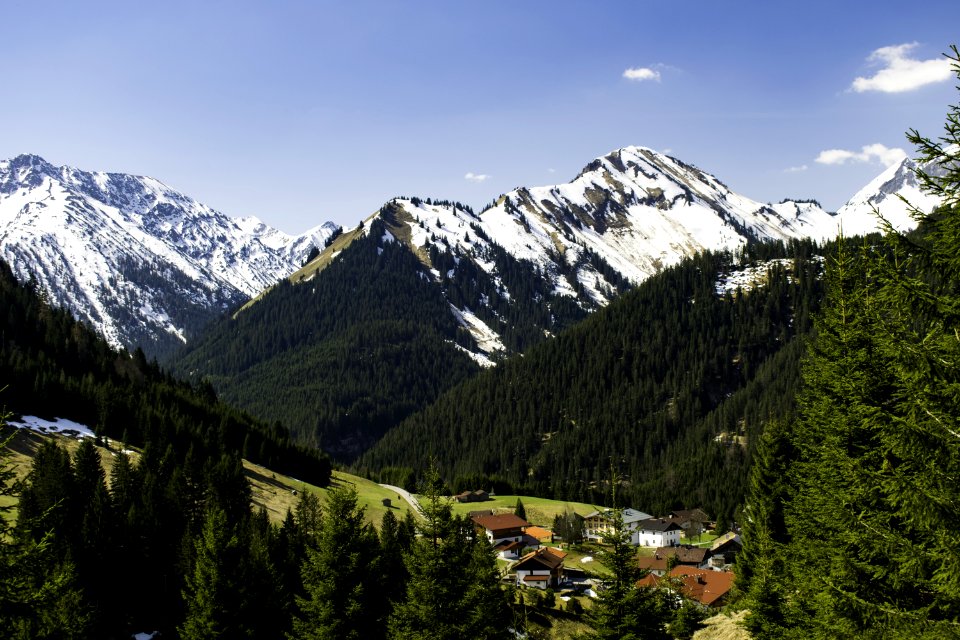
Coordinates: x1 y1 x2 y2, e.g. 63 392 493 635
380 484 421 513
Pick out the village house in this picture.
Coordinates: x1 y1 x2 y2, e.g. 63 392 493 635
637 566 735 608
513 547 566 590
583 508 652 545
635 518 683 547
493 539 525 560
668 508 711 533
707 532 742 571
637 544 711 576
523 525 554 544
471 513 531 545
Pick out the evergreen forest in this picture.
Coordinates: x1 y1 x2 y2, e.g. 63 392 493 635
2 42 958 640
170 202 614 461
359 238 828 526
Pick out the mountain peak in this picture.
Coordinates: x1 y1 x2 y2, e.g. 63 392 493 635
7 153 55 170
0 154 59 192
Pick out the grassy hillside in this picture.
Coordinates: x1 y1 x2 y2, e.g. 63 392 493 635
1 427 415 528
449 495 597 525
245 463 418 526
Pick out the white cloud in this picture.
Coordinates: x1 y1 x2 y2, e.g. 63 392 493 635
851 43 952 93
815 143 907 167
464 172 490 183
623 67 661 82
784 165 808 173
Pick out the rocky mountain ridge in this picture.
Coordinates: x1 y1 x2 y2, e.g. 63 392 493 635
0 154 337 355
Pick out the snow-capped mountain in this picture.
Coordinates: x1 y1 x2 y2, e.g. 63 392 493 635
0 154 338 355
2 145 943 363
476 146 840 282
287 146 846 362
834 155 944 235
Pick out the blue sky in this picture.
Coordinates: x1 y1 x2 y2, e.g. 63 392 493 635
1 1 957 232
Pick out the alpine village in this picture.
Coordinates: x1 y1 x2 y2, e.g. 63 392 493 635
2 24 960 640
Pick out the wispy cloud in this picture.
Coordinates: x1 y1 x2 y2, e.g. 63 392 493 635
623 67 661 82
815 143 907 167
464 172 490 183
784 165 808 173
851 43 952 93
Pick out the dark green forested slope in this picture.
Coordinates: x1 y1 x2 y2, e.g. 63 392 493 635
0 254 336 638
169 199 625 461
360 240 828 524
170 216 482 460
0 258 329 484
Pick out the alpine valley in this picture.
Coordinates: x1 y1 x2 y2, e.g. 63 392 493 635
0 141 949 638
0 146 939 466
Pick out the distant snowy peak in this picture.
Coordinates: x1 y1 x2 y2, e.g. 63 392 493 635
0 154 338 354
835 156 942 236
479 145 838 284
289 146 850 365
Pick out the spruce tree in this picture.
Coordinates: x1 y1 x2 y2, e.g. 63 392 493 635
737 419 794 638
514 497 527 521
70 438 114 635
179 507 245 640
1 426 90 639
379 509 411 609
388 467 511 640
767 47 960 638
291 487 387 640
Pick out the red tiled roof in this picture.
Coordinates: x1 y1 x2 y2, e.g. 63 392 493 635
515 547 565 571
524 525 553 540
667 567 734 607
472 513 531 532
543 547 567 560
637 556 669 573
636 573 661 588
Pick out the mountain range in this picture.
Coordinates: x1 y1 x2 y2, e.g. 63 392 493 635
0 146 943 456
0 154 338 356
0 146 939 362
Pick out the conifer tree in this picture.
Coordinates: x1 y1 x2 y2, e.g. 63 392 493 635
737 419 794 638
388 467 511 640
590 506 669 640
379 509 411 608
291 487 387 640
1 425 90 639
179 507 245 640
70 438 114 635
764 47 960 638
514 497 527 521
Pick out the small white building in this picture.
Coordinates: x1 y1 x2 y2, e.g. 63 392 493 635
635 518 683 547
494 539 525 560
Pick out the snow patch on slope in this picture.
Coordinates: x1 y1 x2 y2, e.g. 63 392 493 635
8 415 96 440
